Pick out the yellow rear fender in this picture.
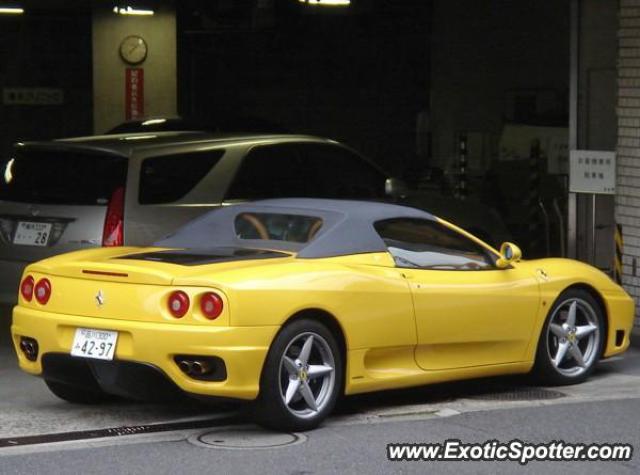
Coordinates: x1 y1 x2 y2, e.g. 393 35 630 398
220 257 417 353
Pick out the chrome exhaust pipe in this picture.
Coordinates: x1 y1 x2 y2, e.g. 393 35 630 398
19 337 38 361
191 360 211 376
178 360 193 375
174 355 224 381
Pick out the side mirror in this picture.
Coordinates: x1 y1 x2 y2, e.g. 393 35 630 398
496 242 522 269
385 177 409 200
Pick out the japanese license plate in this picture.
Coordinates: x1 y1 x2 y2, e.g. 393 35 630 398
13 221 52 246
71 328 118 361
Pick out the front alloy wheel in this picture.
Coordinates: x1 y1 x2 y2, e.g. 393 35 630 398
256 319 342 431
534 289 604 385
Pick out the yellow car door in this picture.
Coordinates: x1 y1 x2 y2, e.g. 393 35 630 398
402 266 540 370
374 217 541 371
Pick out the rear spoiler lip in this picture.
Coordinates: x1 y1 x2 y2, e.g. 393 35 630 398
82 269 129 278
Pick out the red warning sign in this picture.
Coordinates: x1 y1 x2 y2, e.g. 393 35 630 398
125 68 144 120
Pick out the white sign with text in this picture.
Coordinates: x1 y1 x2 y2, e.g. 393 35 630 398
569 150 616 195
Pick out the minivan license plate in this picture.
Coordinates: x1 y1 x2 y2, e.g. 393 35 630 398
13 221 52 246
71 328 118 361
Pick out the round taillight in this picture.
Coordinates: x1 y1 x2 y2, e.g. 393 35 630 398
168 291 190 318
200 292 223 320
34 278 51 305
20 276 34 302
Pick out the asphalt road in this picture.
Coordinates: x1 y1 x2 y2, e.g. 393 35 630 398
0 398 638 474
1 304 639 474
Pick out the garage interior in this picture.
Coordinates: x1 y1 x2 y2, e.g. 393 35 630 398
0 0 637 334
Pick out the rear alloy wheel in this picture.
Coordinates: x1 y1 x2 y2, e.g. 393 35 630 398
45 379 115 404
534 289 604 385
256 319 342 431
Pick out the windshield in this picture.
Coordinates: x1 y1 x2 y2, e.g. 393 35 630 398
0 148 127 205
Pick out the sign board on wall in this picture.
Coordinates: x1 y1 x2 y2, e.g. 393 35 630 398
2 88 64 105
569 150 616 195
125 68 144 120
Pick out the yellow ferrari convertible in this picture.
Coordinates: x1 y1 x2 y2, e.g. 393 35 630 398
11 199 635 430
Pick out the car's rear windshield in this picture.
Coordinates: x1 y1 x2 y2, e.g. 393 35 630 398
0 148 127 205
234 212 323 243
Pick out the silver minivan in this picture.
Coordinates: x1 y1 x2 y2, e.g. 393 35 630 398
0 131 509 303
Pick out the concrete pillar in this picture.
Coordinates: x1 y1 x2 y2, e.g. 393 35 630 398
92 3 177 133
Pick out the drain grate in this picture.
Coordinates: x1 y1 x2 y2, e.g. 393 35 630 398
0 415 239 448
190 427 306 450
468 386 565 401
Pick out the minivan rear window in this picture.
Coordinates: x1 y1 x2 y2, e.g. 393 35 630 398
139 150 225 204
0 149 127 205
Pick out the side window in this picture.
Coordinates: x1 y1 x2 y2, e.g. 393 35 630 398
374 218 495 270
139 150 224 204
235 213 323 243
297 143 387 199
225 144 319 200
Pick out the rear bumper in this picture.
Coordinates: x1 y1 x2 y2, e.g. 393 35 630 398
12 306 279 401
42 353 188 402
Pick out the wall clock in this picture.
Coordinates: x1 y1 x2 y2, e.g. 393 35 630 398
119 35 148 65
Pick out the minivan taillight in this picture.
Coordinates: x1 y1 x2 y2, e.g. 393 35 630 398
102 186 124 247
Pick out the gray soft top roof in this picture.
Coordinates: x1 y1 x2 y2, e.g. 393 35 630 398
155 198 436 258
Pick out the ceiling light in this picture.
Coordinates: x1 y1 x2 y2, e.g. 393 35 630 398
113 6 154 16
4 158 14 184
141 118 167 126
299 0 351 6
0 7 24 14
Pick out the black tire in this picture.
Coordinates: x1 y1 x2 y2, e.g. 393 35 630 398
533 288 605 385
255 318 343 431
45 379 116 404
